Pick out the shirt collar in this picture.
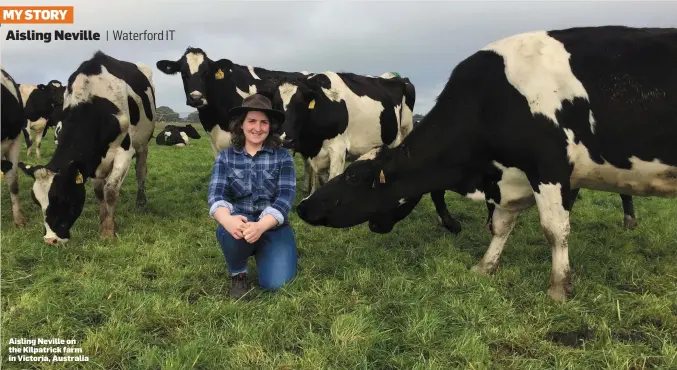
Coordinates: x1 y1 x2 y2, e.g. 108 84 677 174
233 145 274 155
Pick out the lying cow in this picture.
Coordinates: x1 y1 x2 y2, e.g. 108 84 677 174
155 124 200 146
19 51 156 244
295 26 677 302
1 66 29 226
19 79 65 159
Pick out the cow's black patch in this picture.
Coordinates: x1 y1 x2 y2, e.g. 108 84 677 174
128 96 139 126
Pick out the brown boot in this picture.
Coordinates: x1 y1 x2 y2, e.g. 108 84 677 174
230 272 248 299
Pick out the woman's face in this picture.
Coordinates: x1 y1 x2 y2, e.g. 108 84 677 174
243 110 270 146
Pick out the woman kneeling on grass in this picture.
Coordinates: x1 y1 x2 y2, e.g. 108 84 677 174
207 94 297 299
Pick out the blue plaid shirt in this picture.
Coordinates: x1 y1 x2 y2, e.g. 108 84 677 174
208 145 296 226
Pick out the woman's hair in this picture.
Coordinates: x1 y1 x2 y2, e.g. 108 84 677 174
228 111 283 149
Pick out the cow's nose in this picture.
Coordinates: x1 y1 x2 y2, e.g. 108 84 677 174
44 238 59 245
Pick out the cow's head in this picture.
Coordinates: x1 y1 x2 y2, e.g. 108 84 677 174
18 161 86 245
296 147 399 227
180 124 201 139
156 47 233 108
273 80 319 150
47 80 65 108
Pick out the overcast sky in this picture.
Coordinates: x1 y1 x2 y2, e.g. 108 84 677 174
1 1 675 116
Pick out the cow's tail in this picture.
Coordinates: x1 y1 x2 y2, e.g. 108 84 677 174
22 127 32 148
400 77 416 139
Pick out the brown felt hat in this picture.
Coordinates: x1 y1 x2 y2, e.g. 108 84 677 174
226 93 286 127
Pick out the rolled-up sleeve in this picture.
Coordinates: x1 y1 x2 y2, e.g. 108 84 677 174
260 150 296 225
208 150 233 218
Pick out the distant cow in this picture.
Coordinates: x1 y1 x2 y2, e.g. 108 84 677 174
271 71 415 194
1 67 28 226
19 51 156 245
19 79 65 159
295 26 677 302
155 124 200 146
156 47 308 156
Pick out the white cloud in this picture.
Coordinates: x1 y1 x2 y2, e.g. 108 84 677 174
1 0 675 116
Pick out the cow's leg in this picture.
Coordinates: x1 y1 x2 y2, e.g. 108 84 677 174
430 190 461 233
25 125 34 156
303 158 314 194
33 128 44 160
134 147 148 207
484 201 496 233
93 178 107 229
327 142 347 180
100 149 133 238
5 139 27 226
533 182 574 302
471 206 520 275
620 195 637 229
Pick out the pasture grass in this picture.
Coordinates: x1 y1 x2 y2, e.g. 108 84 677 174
2 122 676 369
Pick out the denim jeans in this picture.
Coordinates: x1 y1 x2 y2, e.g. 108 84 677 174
216 215 297 291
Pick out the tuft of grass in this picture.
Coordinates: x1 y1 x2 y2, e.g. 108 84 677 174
2 123 676 369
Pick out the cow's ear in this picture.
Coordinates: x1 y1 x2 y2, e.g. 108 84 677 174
65 160 85 185
18 162 38 178
212 59 233 71
156 60 180 75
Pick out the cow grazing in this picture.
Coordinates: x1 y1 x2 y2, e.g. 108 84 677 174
155 124 201 146
1 67 29 226
271 71 416 194
295 26 677 302
156 47 308 156
20 79 65 159
19 51 156 245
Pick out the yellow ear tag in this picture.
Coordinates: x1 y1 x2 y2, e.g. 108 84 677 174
75 172 83 184
379 170 386 184
215 69 224 80
308 99 316 109
0 171 4 180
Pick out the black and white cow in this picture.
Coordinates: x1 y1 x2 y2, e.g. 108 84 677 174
272 71 416 194
19 51 156 245
295 26 677 302
19 79 65 159
155 124 201 146
1 66 29 226
156 47 308 156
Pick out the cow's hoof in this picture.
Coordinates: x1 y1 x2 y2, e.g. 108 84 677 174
623 216 638 230
136 194 147 207
484 222 492 233
440 215 462 234
470 263 494 276
547 285 570 302
13 214 27 227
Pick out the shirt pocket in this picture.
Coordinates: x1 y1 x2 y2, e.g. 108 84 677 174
228 168 249 198
261 167 279 197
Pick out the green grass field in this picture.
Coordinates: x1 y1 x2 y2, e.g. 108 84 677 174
2 122 676 369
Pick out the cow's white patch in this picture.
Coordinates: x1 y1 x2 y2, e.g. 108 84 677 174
248 66 261 80
179 131 189 144
465 190 486 201
186 52 204 74
398 198 407 205
50 81 62 87
209 125 233 156
236 85 257 99
164 131 171 137
565 128 677 196
65 66 127 118
318 72 386 156
278 83 298 111
54 121 62 145
189 90 202 98
2 74 19 99
301 71 312 75
471 206 520 274
482 30 589 126
491 161 536 211
589 110 596 134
